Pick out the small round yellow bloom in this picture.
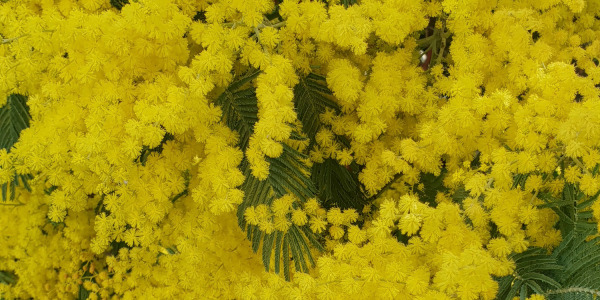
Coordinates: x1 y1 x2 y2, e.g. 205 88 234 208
291 210 308 226
329 225 345 240
488 238 511 257
399 214 422 236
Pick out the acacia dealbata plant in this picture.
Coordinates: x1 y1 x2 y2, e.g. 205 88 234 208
1 0 600 299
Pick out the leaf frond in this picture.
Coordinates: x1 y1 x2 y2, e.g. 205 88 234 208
294 73 367 210
1 94 32 202
219 71 323 281
497 182 600 300
215 70 260 152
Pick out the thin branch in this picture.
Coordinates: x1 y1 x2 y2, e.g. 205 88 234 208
256 21 286 29
369 173 402 201
1 35 28 44
436 26 447 66
0 201 24 206
572 156 588 174
545 287 600 297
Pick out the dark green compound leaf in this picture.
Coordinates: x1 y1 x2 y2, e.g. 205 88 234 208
291 226 316 266
274 231 283 274
0 94 30 151
287 230 305 273
0 271 17 285
78 284 90 300
312 158 366 211
496 248 563 300
413 170 448 207
110 0 129 10
262 233 275 271
236 144 320 280
549 230 600 300
282 234 290 281
293 73 338 147
215 69 260 152
1 94 32 202
497 182 600 300
294 73 367 211
217 71 323 280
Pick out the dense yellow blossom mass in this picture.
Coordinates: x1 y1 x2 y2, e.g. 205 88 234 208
1 0 600 299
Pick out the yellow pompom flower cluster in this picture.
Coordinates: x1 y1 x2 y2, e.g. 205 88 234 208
287 193 515 300
243 196 358 242
247 55 299 179
2 0 600 299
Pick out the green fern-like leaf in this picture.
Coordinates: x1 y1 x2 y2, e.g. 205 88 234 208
216 71 323 280
496 248 563 300
78 283 91 300
545 187 600 300
545 231 600 300
413 170 448 207
293 73 338 147
496 182 600 300
0 94 32 202
312 158 365 210
236 144 322 280
0 270 16 285
110 0 129 10
0 94 29 151
0 270 17 300
215 69 260 152
1 173 33 203
294 73 367 211
77 261 98 300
